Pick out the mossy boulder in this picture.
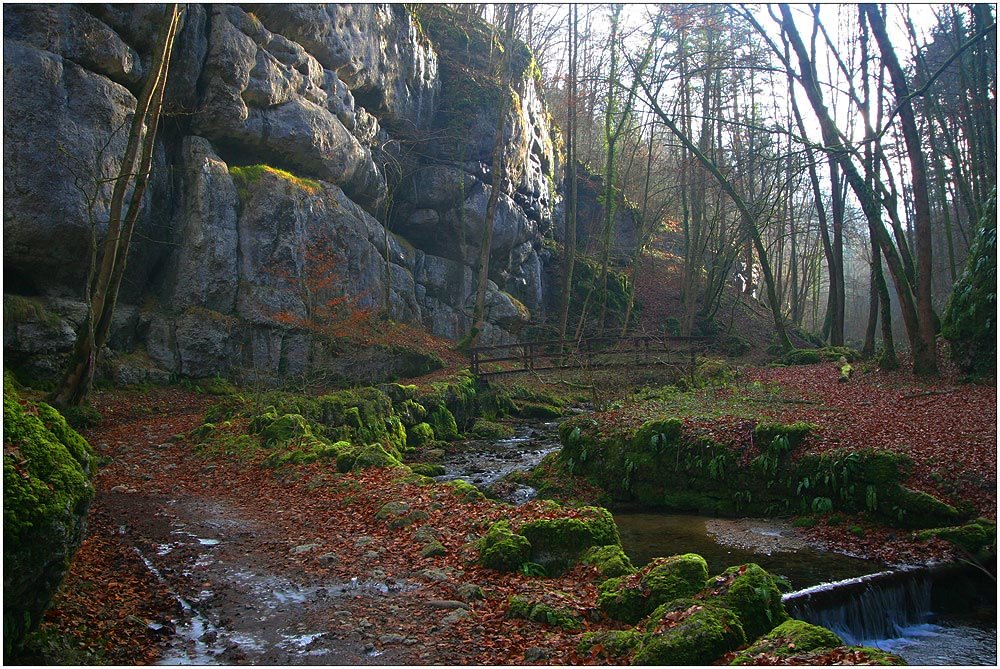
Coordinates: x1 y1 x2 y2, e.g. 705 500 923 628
449 478 485 503
706 563 789 640
519 506 620 573
426 405 459 441
643 554 710 610
337 442 403 472
469 419 515 440
263 437 346 467
406 422 435 447
4 375 94 660
596 553 710 624
918 518 997 555
477 520 531 572
409 462 446 478
580 544 636 578
259 413 312 447
633 599 746 666
729 619 842 664
513 401 562 419
596 575 648 624
888 487 960 529
577 630 642 660
507 595 583 630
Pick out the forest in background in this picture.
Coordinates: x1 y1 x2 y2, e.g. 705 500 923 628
476 3 995 376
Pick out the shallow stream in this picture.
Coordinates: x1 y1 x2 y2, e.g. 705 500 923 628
439 416 997 666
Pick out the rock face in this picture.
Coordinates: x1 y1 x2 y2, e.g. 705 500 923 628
3 3 564 382
3 374 95 660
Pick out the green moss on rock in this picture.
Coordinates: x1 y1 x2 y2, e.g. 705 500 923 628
643 553 710 610
507 595 582 630
519 506 620 573
477 520 531 572
580 544 636 578
634 599 746 666
409 462 446 477
259 413 312 447
576 630 642 659
887 487 960 529
406 422 435 447
470 419 515 439
596 575 649 624
4 375 94 659
350 444 403 470
426 405 459 441
707 563 788 640
919 519 996 554
729 619 842 664
449 478 485 503
513 401 562 419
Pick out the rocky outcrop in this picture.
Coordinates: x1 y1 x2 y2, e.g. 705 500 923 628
3 3 559 383
3 374 94 660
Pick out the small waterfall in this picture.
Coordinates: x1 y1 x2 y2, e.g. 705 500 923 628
782 567 933 645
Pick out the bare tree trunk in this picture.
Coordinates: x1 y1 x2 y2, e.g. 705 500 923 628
557 4 578 347
778 4 929 374
863 4 938 375
51 4 181 408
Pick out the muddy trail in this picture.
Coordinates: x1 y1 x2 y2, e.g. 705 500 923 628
69 388 512 665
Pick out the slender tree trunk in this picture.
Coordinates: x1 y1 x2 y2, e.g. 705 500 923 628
864 4 938 374
557 4 578 347
51 4 181 408
874 245 899 369
779 4 928 373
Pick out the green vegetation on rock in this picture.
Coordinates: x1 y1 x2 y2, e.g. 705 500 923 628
4 374 94 659
477 519 531 572
729 619 842 664
470 419 514 439
230 164 321 199
633 599 746 666
507 595 582 630
519 506 620 574
707 564 788 640
918 518 996 555
580 544 636 578
557 411 963 528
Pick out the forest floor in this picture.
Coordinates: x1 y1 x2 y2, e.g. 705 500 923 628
21 355 997 665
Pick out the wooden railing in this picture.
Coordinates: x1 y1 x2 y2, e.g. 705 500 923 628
470 335 712 378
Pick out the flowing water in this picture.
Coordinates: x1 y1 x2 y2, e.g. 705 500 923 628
434 421 561 504
438 417 996 665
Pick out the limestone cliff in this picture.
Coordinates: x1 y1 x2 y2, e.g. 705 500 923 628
3 4 561 383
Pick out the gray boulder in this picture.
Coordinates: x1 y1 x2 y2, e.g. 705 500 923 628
3 4 144 87
162 136 240 314
192 5 385 207
3 40 136 296
251 4 439 136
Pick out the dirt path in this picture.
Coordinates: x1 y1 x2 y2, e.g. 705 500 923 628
75 388 480 665
101 489 417 664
